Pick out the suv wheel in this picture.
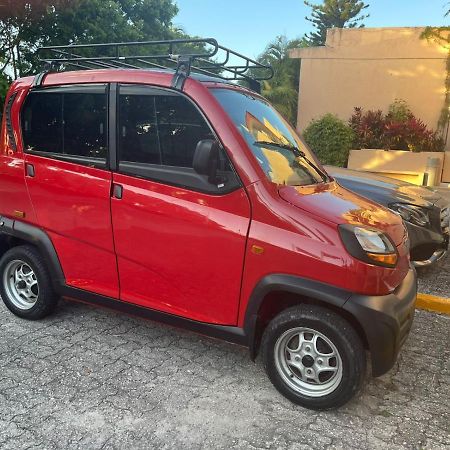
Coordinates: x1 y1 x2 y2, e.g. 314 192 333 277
0 245 58 319
261 305 366 410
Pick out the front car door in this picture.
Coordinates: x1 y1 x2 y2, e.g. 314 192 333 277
111 84 251 324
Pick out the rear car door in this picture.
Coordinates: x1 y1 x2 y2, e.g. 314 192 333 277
20 84 119 298
110 84 251 324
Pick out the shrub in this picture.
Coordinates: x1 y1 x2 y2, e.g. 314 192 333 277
349 100 445 152
303 114 355 167
349 107 385 149
384 117 445 152
387 98 413 122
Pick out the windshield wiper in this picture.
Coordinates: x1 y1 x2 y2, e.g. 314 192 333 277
253 140 330 182
253 140 304 157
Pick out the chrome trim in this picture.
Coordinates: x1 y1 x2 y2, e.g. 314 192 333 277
440 206 449 234
412 248 448 268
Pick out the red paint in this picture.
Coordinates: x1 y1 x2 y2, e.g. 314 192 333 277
1 69 411 328
111 173 250 324
23 154 119 298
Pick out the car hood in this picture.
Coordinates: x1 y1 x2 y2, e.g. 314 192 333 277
278 181 406 245
325 166 442 208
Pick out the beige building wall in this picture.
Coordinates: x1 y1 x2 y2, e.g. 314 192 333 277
289 27 448 147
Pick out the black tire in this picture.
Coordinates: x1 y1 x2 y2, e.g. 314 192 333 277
261 304 366 410
0 245 58 320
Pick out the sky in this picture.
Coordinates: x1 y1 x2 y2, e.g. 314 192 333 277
174 0 450 59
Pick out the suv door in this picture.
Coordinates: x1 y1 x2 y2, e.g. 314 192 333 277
111 84 251 324
20 84 119 298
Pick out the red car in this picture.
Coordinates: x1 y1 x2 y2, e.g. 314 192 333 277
0 39 416 410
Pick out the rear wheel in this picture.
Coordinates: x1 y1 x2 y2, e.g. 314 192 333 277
0 245 58 319
261 305 366 410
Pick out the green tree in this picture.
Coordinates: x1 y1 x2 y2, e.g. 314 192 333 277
0 72 11 113
1 0 182 77
255 35 307 126
304 0 369 46
0 1 67 78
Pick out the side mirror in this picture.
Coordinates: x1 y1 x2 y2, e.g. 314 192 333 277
193 139 220 182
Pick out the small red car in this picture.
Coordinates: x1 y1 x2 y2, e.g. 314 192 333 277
0 40 416 409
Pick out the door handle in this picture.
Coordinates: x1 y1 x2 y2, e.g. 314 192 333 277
25 163 35 177
112 184 123 199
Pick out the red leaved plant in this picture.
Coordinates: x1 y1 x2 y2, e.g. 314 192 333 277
349 101 445 152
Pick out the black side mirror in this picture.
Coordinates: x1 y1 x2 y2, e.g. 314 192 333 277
193 139 220 183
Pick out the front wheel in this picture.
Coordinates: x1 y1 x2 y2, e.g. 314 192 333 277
261 305 366 410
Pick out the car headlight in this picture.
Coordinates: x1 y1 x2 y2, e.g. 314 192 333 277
389 203 429 227
339 224 398 267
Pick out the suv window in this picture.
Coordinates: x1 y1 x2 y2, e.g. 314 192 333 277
21 85 107 164
118 88 213 167
21 93 62 154
118 85 239 194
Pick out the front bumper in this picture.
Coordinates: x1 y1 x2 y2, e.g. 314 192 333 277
343 268 417 377
404 198 450 267
406 221 449 267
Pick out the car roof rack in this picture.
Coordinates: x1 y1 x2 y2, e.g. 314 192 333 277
35 38 273 93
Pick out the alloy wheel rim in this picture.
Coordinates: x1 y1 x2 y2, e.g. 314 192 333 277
274 327 343 397
3 260 39 310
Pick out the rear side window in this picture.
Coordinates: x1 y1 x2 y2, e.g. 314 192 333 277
21 86 107 163
21 93 62 154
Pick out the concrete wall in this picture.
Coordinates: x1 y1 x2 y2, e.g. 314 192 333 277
442 152 450 183
347 149 447 186
290 27 448 148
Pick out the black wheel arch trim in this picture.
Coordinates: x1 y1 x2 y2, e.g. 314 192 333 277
243 274 353 359
0 216 65 289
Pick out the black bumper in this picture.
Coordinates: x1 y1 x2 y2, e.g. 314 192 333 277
407 221 448 266
343 268 417 377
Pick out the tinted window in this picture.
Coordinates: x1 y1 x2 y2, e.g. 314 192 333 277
156 95 213 167
21 88 107 161
117 87 239 193
118 94 160 164
63 93 107 158
118 91 213 168
21 93 62 154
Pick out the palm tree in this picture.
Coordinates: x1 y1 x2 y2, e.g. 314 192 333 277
256 36 306 126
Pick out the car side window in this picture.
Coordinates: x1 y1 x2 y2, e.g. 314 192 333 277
118 94 160 165
63 93 107 159
117 85 239 194
21 93 62 154
156 95 213 167
21 85 107 165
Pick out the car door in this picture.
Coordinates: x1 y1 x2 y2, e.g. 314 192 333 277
20 84 119 299
110 84 251 325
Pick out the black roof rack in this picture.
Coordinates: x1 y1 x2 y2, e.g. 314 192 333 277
36 38 273 93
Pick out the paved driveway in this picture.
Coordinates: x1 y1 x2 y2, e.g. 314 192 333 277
418 250 450 298
1 278 449 450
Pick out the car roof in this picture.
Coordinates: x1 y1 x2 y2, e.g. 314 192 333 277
13 67 239 90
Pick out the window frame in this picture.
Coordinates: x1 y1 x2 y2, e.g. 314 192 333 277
20 84 109 170
19 82 243 195
114 83 242 195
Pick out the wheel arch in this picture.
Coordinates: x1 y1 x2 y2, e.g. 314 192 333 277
243 274 369 359
0 217 65 290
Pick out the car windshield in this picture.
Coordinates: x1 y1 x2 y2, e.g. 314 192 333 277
211 88 327 186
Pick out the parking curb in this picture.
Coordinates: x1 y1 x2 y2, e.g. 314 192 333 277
416 293 450 315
